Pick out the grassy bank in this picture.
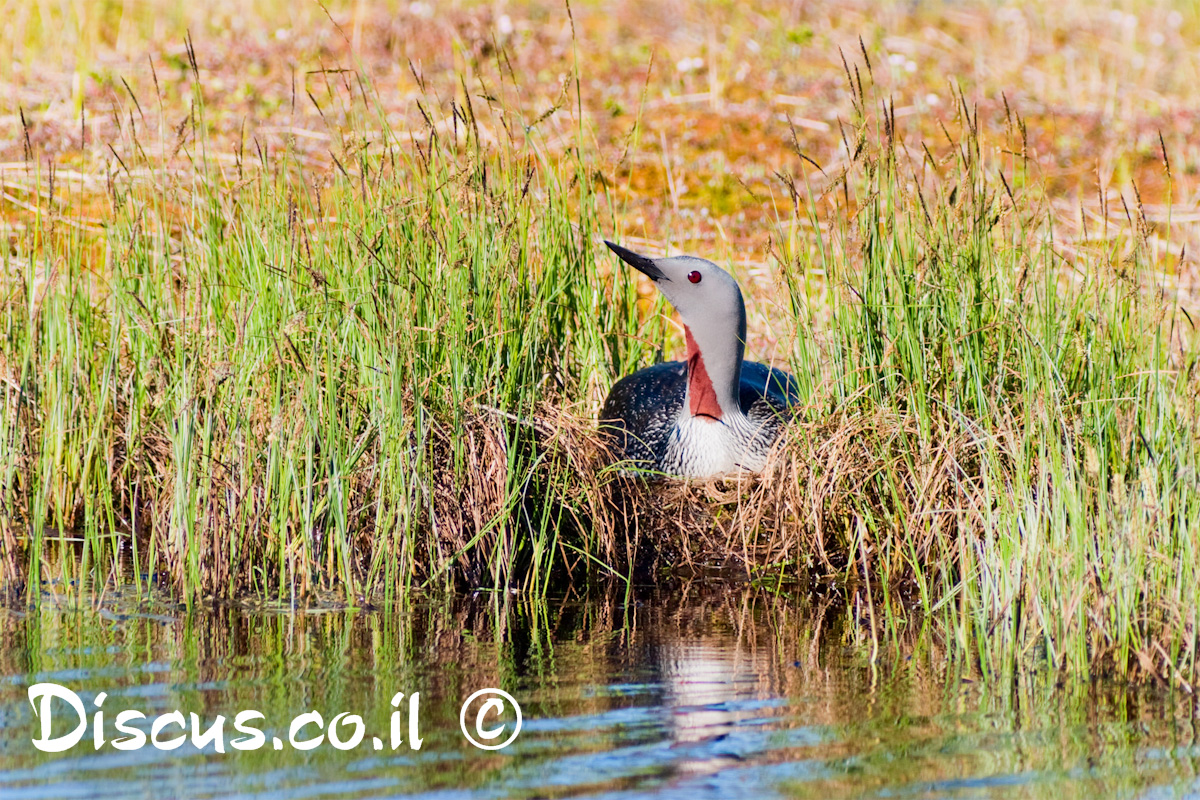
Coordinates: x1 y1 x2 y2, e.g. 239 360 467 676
2 11 1199 686
2 73 645 600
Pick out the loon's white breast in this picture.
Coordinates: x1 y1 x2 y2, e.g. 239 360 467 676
664 413 768 478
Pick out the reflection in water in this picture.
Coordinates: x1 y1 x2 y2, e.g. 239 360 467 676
0 584 1197 799
657 594 781 781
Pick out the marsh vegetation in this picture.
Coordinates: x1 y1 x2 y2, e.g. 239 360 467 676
1 0 1198 690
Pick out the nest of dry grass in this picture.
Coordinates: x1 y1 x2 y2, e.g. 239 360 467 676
373 396 996 596
591 406 990 586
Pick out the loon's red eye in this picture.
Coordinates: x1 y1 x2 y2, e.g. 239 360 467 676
687 270 702 284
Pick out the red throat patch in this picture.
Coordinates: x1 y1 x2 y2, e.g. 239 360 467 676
684 326 723 421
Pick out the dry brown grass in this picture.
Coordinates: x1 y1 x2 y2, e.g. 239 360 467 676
590 407 985 586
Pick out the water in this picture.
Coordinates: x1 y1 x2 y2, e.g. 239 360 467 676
1 584 1198 799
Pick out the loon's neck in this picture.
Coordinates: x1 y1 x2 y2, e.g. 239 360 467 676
683 325 745 423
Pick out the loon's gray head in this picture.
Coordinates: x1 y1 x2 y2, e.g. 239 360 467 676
604 240 748 421
603 241 744 329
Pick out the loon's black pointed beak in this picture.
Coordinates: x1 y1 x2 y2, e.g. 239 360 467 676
604 240 668 282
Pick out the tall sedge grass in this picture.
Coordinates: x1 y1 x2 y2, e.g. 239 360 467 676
764 79 1200 685
1 65 652 604
1 53 1198 685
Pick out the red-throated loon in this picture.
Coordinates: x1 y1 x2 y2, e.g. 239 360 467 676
600 241 799 478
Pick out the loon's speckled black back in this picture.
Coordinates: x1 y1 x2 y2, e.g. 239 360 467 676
600 360 800 474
